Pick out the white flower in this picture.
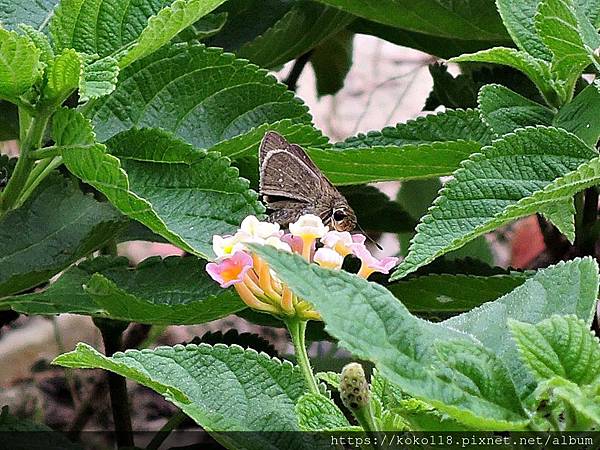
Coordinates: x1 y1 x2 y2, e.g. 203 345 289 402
212 234 245 259
264 236 292 253
240 215 281 239
289 214 328 240
313 247 344 270
321 231 366 256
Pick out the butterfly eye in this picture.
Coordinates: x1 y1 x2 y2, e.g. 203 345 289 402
333 209 346 221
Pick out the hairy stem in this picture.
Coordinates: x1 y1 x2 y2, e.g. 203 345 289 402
0 110 50 213
285 318 319 395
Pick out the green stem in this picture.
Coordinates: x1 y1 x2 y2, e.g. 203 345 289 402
352 403 378 434
0 110 51 213
15 156 63 209
146 410 187 450
285 318 319 395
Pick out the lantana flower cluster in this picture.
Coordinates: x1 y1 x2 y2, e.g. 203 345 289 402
206 214 398 320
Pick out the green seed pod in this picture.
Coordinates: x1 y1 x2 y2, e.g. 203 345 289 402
340 362 370 410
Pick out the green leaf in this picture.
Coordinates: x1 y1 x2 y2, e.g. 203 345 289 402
55 111 264 258
308 141 483 185
0 0 58 31
338 185 416 233
554 82 600 146
443 258 599 398
0 28 43 102
388 272 530 316
541 377 600 425
0 174 126 297
535 0 600 98
313 0 510 40
54 343 312 449
118 0 227 68
44 48 82 102
311 30 353 97
84 43 311 146
2 255 245 324
450 48 557 106
175 12 228 42
316 371 340 389
393 127 597 279
79 56 119 102
240 4 353 69
509 315 600 386
18 24 54 63
253 245 528 430
478 84 554 136
295 393 350 431
337 109 493 148
351 19 512 60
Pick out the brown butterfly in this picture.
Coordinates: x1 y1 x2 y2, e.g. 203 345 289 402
259 131 356 231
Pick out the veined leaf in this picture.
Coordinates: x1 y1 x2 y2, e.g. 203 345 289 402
118 0 227 68
450 48 557 106
553 82 600 146
509 315 600 386
84 43 311 146
308 141 482 185
478 84 554 136
0 174 126 297
336 109 493 148
310 30 354 97
388 272 530 316
236 2 353 68
53 343 314 449
55 111 264 258
393 127 598 279
0 28 43 101
295 393 351 431
312 0 510 40
253 245 528 430
44 48 81 102
0 0 58 31
79 56 119 102
443 258 599 398
2 256 245 324
535 0 600 99
18 24 54 63
540 377 600 425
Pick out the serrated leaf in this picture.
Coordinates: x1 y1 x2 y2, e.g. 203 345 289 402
53 343 315 449
444 258 599 398
44 48 81 102
118 0 227 68
84 43 311 146
0 0 58 31
316 371 340 389
554 82 600 146
311 30 353 97
252 245 528 430
236 3 353 69
1 255 245 324
393 127 598 279
337 109 493 148
313 0 510 40
543 377 600 425
450 48 557 106
539 196 576 240
55 110 264 258
295 393 350 431
79 56 119 102
308 141 483 185
388 272 530 316
0 174 126 297
509 315 600 386
478 84 554 136
535 0 600 98
175 11 228 42
18 24 54 63
0 28 43 101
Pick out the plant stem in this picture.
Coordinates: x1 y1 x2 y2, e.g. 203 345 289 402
0 110 50 213
285 50 314 92
15 156 63 209
146 410 187 450
94 318 134 448
285 318 319 395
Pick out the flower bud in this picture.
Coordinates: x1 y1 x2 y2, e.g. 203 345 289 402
340 362 371 410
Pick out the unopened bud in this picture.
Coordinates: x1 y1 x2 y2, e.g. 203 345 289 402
340 362 370 410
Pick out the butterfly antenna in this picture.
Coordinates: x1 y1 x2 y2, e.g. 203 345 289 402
356 223 383 251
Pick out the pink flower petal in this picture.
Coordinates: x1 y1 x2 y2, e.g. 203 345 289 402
206 251 253 288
